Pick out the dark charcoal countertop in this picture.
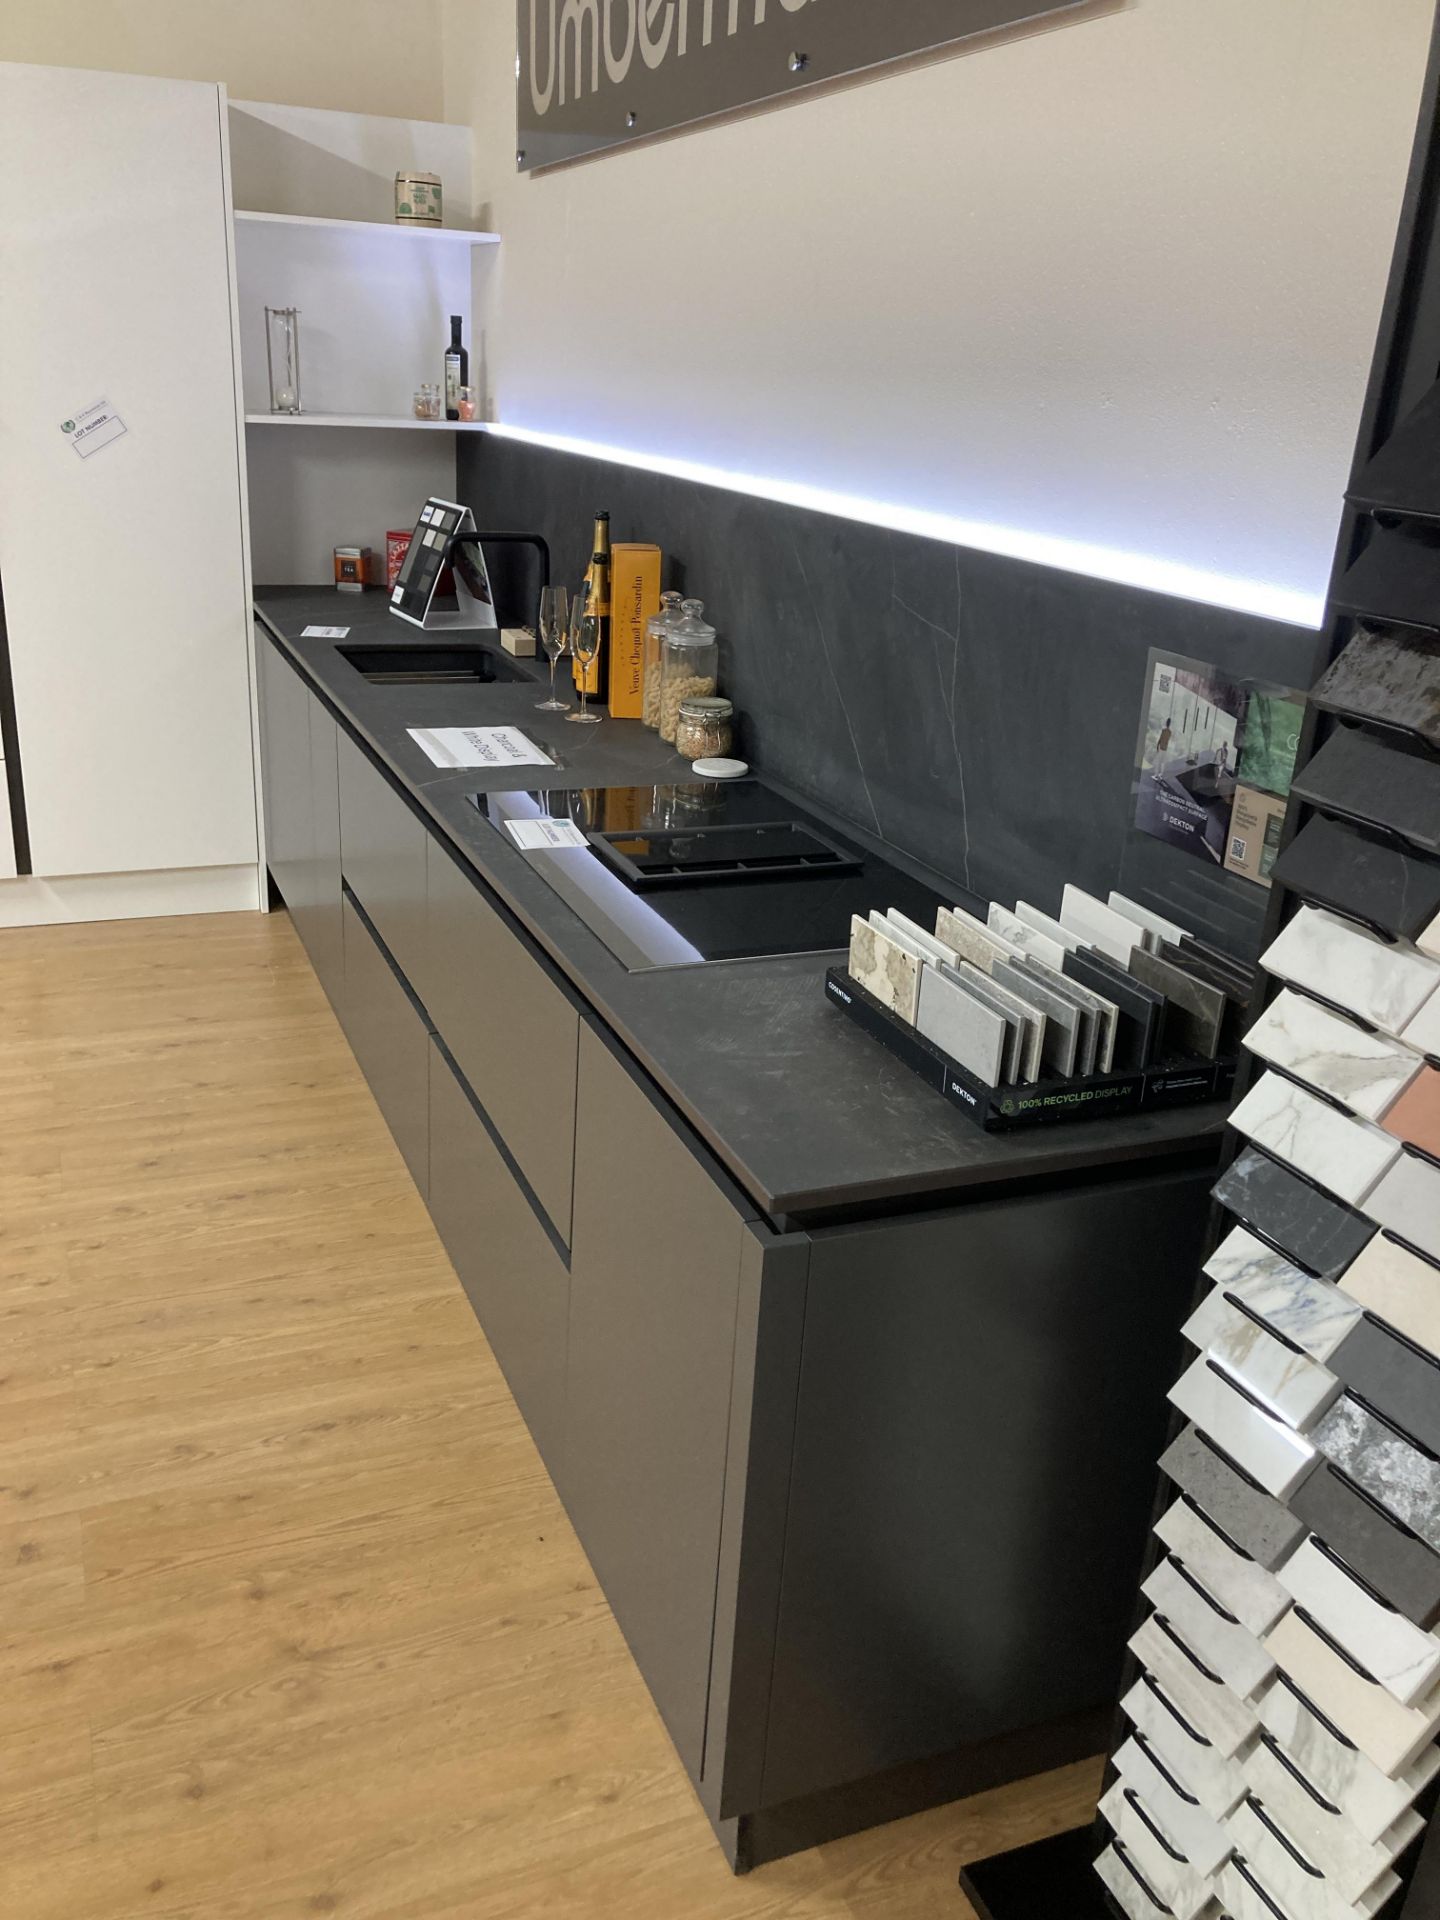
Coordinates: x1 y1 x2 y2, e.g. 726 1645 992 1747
256 586 1225 1219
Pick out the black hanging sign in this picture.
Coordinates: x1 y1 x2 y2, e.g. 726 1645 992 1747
517 0 1088 170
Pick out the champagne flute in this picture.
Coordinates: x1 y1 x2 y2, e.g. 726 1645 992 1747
535 585 570 711
567 587 603 725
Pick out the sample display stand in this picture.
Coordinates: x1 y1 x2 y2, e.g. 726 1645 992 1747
962 14 1440 1916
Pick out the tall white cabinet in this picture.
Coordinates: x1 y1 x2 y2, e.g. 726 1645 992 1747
0 62 259 924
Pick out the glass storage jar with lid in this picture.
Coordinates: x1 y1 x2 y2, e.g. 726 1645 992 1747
674 696 733 761
643 590 685 728
659 599 718 743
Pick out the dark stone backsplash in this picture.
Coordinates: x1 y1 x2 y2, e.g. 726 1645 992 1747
461 434 1327 961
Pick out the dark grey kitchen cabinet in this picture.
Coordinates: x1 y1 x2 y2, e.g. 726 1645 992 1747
337 731 429 992
339 894 430 1199
255 625 311 927
427 1036 571 1467
304 702 344 1004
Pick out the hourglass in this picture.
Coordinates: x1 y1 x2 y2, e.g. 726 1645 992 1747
264 306 303 414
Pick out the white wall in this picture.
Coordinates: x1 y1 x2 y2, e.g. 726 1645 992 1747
443 0 1434 624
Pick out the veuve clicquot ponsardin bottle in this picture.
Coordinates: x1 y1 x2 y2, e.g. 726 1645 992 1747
573 510 611 698
443 315 468 420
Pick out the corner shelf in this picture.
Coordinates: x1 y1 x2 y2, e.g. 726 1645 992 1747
234 209 500 247
243 413 489 432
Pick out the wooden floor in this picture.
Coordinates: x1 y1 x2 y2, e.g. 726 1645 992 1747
0 909 1099 1919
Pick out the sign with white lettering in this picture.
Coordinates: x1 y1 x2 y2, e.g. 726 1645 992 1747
517 0 1086 169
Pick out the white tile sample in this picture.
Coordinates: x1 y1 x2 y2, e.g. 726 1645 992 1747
1113 1735 1234 1879
1169 1354 1318 1499
951 961 1043 1083
1314 1393 1440 1556
1216 1859 1293 1920
1013 900 1085 952
1263 904 1440 1037
848 914 921 1022
884 909 959 968
1420 907 1440 962
1095 1845 1184 1920
1060 883 1143 963
1339 1233 1440 1361
1277 1535 1440 1708
1109 890 1191 947
1155 1497 1292 1637
935 903 1021 976
1256 1675 1440 1844
986 901 1068 969
1099 1779 1221 1919
915 965 1006 1086
1403 983 1440 1058
1364 1151 1440 1267
1264 1607 1440 1777
1130 1613 1260 1759
1229 1071 1401 1208
1184 1289 1341 1432
1228 1795 1400 1920
1205 1226 1364 1363
1241 1732 1424 1901
1123 1674 1249 1818
1244 988 1423 1121
1144 1555 1276 1700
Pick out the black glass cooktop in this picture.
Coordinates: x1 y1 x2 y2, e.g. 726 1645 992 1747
478 780 946 970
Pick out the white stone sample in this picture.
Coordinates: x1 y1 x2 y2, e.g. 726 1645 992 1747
1244 987 1422 1120
1204 1225 1364 1362
1262 904 1440 1037
1229 1070 1401 1208
1169 1353 1318 1499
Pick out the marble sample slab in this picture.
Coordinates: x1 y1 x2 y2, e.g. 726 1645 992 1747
1262 904 1440 1038
1215 1858 1295 1920
1170 1355 1319 1499
915 965 1006 1086
1130 1612 1261 1759
1145 1555 1276 1700
1123 1672 1249 1818
1099 1780 1220 1919
1228 1072 1401 1208
1292 722 1440 858
882 909 958 968
1291 1461 1440 1631
1363 1149 1440 1266
1024 954 1116 1073
1094 1844 1187 1920
1402 983 1440 1058
1180 934 1254 997
1271 813 1440 943
1110 890 1191 949
1264 1606 1440 1776
1205 1226 1364 1362
1310 624 1440 750
1213 1146 1375 1281
1113 1735 1234 1879
1184 1289 1341 1432
1227 1792 1400 1920
1241 1731 1423 1903
1064 946 1161 1070
991 958 1078 1077
1256 1674 1440 1845
934 903 1021 977
941 966 1021 1084
986 901 1067 969
948 960 1042 1083
1339 1233 1440 1364
1421 907 1440 960
1013 899 1085 951
1382 1064 1440 1161
1060 883 1143 963
1278 1535 1440 1708
1244 988 1422 1122
848 914 920 1022
1314 1394 1440 1556
1330 1313 1440 1459
1161 1425 1307 1571
1130 946 1227 1059
1156 1497 1292 1637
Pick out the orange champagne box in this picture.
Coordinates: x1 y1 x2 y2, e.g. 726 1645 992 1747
608 542 661 719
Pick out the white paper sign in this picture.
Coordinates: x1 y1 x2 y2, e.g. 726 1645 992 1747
504 818 588 851
408 725 554 770
301 624 351 638
61 398 127 459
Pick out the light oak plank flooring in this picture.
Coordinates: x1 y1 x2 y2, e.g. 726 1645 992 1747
0 909 1099 1918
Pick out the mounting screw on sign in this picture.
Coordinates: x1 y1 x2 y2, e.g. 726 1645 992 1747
626 110 638 127
789 50 809 71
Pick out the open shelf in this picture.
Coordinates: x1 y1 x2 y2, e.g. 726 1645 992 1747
234 209 499 246
244 413 489 431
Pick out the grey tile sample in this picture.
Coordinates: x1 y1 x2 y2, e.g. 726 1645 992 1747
1097 1784 1217 1920
947 960 1041 1083
1130 946 1227 1059
914 964 1006 1085
1160 1424 1307 1572
1064 946 1161 1070
1310 624 1440 750
986 901 1068 969
1022 954 1116 1073
1241 1734 1423 1903
1012 955 1099 1073
1272 813 1440 944
1339 1233 1440 1364
940 964 1022 1083
991 958 1078 1077
1169 1354 1318 1498
1243 988 1422 1122
1109 1741 1233 1883
1013 899 1085 951
1330 1313 1440 1459
1122 1672 1250 1818
1212 1147 1375 1281
1204 1225 1364 1362
1228 1791 1401 1920
1314 1394 1440 1557
1292 722 1440 857
1143 1554 1276 1700
1184 1287 1342 1432
1262 903 1440 1038
1155 1496 1292 1637
1290 1463 1440 1631
935 903 1021 976
1364 1150 1440 1266
1277 1535 1440 1708
1228 1072 1400 1209
1130 1611 1261 1759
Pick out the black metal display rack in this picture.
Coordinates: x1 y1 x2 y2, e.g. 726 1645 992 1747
961 11 1440 1917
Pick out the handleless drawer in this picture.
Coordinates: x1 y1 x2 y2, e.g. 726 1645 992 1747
423 840 578 1244
337 733 429 992
339 895 430 1200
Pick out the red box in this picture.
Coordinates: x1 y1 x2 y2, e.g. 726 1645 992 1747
386 529 413 588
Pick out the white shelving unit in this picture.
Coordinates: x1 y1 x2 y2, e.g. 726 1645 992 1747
235 209 499 246
244 412 489 431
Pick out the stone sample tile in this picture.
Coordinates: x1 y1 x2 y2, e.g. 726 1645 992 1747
1026 956 1116 1072
1264 1607 1440 1776
1339 1233 1440 1363
1291 1461 1440 1632
1364 1149 1440 1266
1204 1225 1364 1362
1170 1355 1318 1499
1160 1424 1306 1571
1216 1859 1294 1920
1130 1612 1260 1759
1144 1555 1276 1700
1112 1736 1234 1880
1013 899 1085 951
1155 1497 1291 1637
1262 903 1440 1037
848 914 921 1022
1094 1845 1184 1920
1212 1146 1375 1281
1381 1064 1440 1158
986 901 1067 969
1109 890 1191 949
1122 1672 1249 1819
1292 722 1440 857
1244 988 1422 1122
992 957 1079 1077
1229 1071 1401 1208
914 965 1005 1087
1065 945 1161 1070
1240 1732 1423 1904
1060 883 1143 963
1272 813 1440 943
1277 1535 1440 1708
947 960 1041 1083
1098 1779 1219 1920
1227 1792 1400 1920
1314 1394 1440 1556
1421 906 1440 961
881 909 957 967
1131 946 1226 1059
935 903 1021 976
1402 983 1440 1057
1310 624 1440 750
1256 1673 1440 1844
1184 1288 1341 1432
1330 1313 1440 1459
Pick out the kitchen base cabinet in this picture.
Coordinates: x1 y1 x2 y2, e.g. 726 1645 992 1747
339 894 429 1200
304 703 344 1005
337 732 428 991
257 632 344 1008
427 1036 570 1469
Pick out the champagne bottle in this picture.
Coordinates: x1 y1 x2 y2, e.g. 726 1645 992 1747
573 511 611 698
443 315 468 420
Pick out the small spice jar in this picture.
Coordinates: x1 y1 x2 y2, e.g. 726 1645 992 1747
659 599 718 742
674 695 734 762
413 383 442 420
456 385 478 422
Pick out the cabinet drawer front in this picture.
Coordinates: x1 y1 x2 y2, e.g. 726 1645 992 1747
339 894 429 1199
424 840 578 1243
302 702 344 1006
427 1039 569 1468
337 733 428 991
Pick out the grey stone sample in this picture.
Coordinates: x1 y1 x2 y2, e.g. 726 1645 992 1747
1066 946 1163 1070
1292 722 1440 857
1314 1394 1440 1556
1159 1424 1306 1571
1290 1462 1440 1631
992 957 1080 1077
1212 1146 1376 1280
1311 624 1440 750
1272 813 1440 943
1330 1313 1440 1459
1130 946 1226 1059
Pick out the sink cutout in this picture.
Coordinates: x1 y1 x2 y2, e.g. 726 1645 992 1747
338 644 527 686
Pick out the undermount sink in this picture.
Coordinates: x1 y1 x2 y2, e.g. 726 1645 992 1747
338 643 528 686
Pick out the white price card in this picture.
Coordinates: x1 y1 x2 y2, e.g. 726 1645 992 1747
302 624 350 639
60 398 126 459
504 818 588 851
407 725 554 770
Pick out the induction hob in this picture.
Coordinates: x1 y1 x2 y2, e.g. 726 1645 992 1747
477 780 947 971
